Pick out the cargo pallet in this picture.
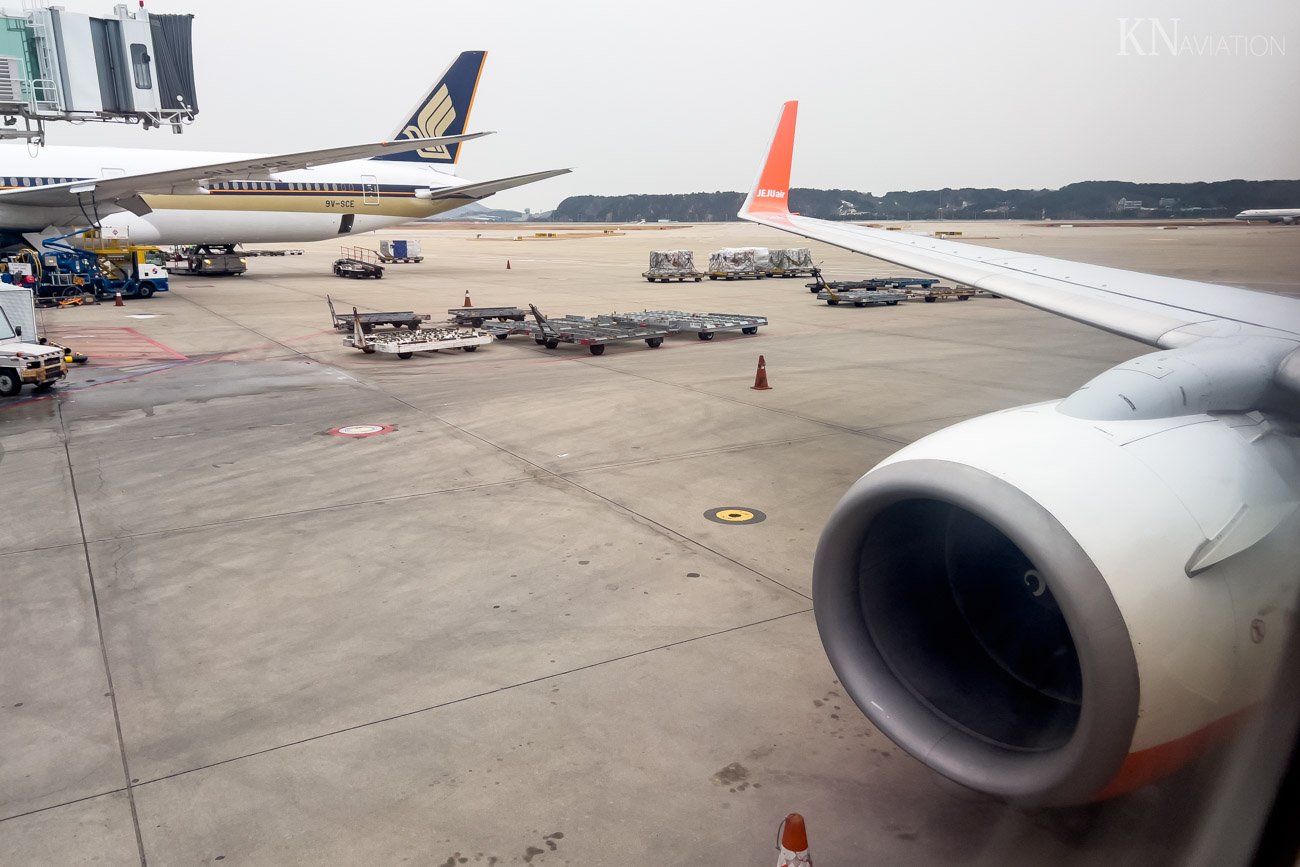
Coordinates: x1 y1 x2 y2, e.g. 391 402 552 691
344 308 491 358
245 249 305 257
906 287 975 302
766 268 817 278
484 304 670 355
328 296 428 332
707 272 766 280
642 271 704 283
608 310 766 339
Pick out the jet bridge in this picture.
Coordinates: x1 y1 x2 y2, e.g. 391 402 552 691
0 2 198 144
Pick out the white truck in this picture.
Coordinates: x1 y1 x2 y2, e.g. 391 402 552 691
0 304 66 397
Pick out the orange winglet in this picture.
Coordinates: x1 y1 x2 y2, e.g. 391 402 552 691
743 101 798 216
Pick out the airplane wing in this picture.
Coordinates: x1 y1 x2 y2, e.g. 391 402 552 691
0 133 490 216
427 168 571 204
739 102 1300 349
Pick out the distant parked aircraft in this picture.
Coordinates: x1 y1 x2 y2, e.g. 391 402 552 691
1235 208 1300 224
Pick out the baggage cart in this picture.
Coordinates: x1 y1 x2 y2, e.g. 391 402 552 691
328 296 429 332
344 308 491 358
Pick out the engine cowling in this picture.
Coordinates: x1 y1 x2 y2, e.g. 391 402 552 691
813 401 1300 805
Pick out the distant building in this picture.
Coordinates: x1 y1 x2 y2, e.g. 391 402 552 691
1159 197 1179 208
1117 198 1143 210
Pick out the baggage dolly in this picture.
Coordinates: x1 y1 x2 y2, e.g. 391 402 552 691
328 296 429 332
486 304 670 355
816 287 908 307
448 306 528 327
344 308 491 358
608 310 768 340
806 267 939 294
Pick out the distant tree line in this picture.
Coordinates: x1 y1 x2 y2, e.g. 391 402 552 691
549 180 1300 222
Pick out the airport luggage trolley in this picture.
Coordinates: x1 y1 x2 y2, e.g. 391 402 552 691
641 270 704 283
344 309 491 359
328 296 429 332
817 287 908 307
806 268 939 294
608 310 767 340
905 286 976 302
447 306 528 328
484 304 670 356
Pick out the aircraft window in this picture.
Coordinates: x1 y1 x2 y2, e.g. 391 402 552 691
130 44 152 90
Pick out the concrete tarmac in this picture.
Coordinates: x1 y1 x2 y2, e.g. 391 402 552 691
2 220 1297 865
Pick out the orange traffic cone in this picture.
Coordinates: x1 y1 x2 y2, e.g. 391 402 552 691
114 290 124 307
463 290 473 308
776 813 811 866
506 259 512 270
751 355 772 390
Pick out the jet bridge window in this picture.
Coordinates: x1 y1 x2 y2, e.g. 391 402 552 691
130 44 153 90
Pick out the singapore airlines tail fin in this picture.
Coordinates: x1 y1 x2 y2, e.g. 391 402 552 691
372 50 487 166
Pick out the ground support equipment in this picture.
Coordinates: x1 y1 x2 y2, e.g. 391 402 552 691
334 247 385 279
328 296 428 332
816 288 908 307
806 267 939 294
484 304 670 355
448 306 527 327
344 308 491 358
906 286 976 302
642 270 704 283
607 310 767 340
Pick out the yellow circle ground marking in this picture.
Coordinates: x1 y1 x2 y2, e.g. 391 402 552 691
704 507 767 525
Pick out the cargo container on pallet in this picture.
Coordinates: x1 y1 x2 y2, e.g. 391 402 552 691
707 248 767 280
767 248 815 277
642 250 703 283
379 240 423 263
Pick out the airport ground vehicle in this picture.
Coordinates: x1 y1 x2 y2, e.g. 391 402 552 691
908 286 974 302
35 243 170 301
642 250 703 282
817 287 907 307
334 247 385 279
379 240 424 263
767 247 816 277
0 304 65 396
449 306 527 327
168 245 247 276
344 308 490 358
806 267 939 294
327 296 427 332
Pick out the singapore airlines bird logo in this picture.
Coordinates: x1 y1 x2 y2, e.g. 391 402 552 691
401 84 456 159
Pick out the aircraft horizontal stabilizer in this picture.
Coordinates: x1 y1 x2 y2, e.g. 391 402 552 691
425 168 571 203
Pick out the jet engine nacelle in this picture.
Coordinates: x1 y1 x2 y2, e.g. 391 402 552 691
813 402 1300 806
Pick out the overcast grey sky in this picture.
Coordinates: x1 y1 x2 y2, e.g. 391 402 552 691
31 0 1300 211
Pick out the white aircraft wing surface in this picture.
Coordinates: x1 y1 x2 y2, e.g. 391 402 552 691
740 102 1300 348
0 133 489 215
